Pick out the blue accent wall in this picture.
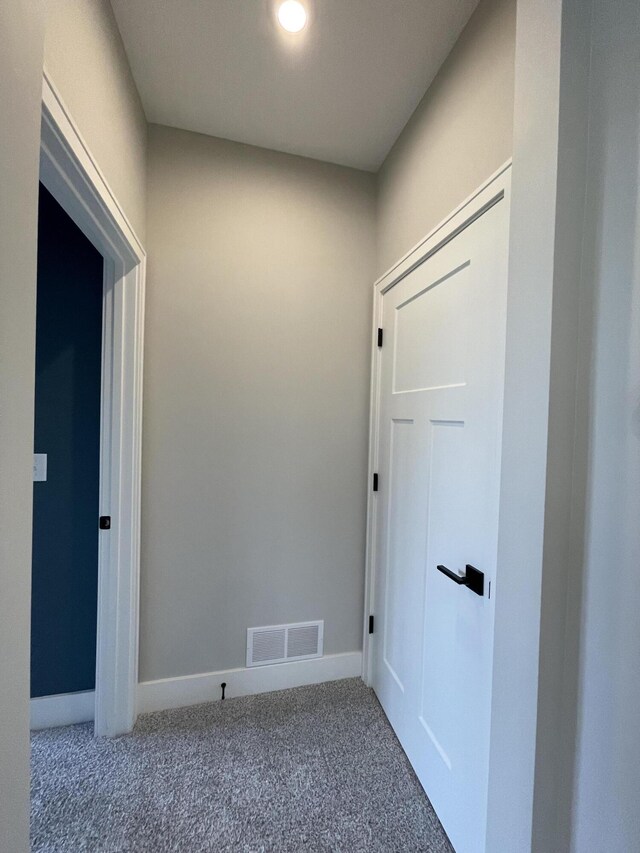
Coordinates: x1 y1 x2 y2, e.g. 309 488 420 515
31 184 104 698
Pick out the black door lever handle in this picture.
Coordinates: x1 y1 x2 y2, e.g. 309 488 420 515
436 564 485 597
437 564 466 584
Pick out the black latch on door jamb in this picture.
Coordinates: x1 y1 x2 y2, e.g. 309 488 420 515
377 328 383 348
99 516 111 530
369 615 374 634
373 473 379 492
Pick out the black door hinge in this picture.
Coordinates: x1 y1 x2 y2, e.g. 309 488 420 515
369 615 374 634
377 328 383 348
99 516 111 530
372 472 379 492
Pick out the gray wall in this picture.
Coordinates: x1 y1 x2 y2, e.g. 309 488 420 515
141 125 376 680
45 0 148 242
526 0 591 847
571 0 640 848
376 0 516 276
0 3 45 849
514 0 640 848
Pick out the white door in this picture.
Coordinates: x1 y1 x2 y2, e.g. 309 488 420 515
372 194 509 853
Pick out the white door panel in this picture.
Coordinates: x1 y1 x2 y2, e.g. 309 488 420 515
372 198 509 853
392 262 471 394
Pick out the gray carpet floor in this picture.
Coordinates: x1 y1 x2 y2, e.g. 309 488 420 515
31 678 453 852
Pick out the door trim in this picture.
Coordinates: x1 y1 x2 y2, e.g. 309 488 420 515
30 690 95 731
39 70 146 737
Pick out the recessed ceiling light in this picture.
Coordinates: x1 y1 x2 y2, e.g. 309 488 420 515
277 0 307 33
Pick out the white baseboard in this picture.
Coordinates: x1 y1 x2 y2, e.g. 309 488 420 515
30 690 95 730
137 651 362 715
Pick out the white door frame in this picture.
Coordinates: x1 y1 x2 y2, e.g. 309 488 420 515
38 71 146 737
363 162 534 850
362 161 512 681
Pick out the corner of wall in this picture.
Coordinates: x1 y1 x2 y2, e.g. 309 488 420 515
531 0 594 847
43 0 148 244
375 0 516 276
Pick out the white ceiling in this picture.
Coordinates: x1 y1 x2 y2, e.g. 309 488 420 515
111 0 479 172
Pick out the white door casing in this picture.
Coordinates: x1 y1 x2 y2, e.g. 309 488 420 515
39 71 145 737
365 166 511 853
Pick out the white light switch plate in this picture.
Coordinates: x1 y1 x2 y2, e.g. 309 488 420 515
33 453 47 482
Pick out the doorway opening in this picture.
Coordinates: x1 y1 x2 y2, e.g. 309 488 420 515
30 72 146 736
30 185 104 726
